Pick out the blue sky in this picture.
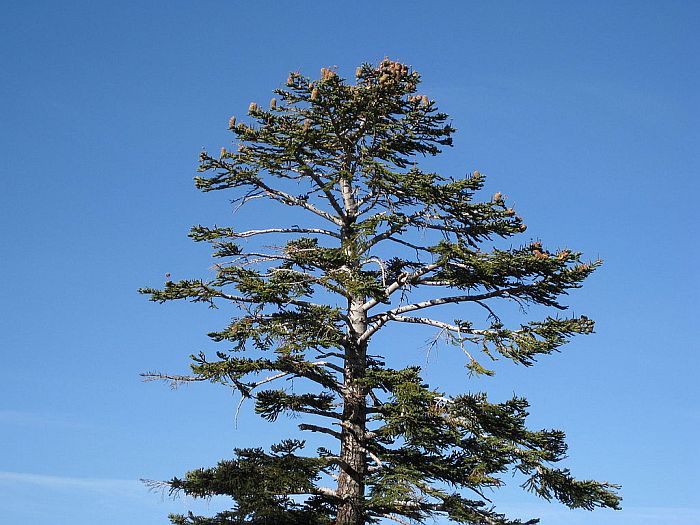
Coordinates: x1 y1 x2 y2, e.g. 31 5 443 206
1 1 698 524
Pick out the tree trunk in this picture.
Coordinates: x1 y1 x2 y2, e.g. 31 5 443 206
336 297 367 525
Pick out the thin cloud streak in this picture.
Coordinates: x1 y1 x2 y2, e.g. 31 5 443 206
0 471 144 497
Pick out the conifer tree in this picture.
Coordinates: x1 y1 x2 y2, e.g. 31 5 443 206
141 60 620 525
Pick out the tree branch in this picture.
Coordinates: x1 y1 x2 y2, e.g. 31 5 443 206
364 210 424 249
252 176 344 226
361 287 523 342
362 262 441 311
298 423 342 440
379 315 461 332
375 514 413 525
140 372 204 389
294 152 347 220
229 227 340 239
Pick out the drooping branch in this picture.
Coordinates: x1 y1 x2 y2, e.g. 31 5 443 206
247 359 343 392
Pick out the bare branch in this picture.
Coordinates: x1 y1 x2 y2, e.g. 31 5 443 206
381 315 461 333
298 423 342 440
376 514 413 525
384 235 433 254
364 210 425 249
230 227 340 239
140 372 204 389
414 279 454 286
363 256 388 286
294 152 347 220
313 486 338 498
474 299 502 323
362 262 441 311
376 314 502 338
361 287 522 342
253 177 344 226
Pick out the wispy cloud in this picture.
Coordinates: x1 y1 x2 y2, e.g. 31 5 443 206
0 471 144 498
0 471 235 521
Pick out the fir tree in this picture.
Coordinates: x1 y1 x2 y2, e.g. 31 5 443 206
140 60 620 525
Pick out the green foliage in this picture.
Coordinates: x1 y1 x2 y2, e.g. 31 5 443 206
141 59 620 525
166 441 335 525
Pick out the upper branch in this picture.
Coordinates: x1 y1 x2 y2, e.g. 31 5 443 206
252 176 344 226
230 227 341 239
362 262 441 311
360 287 523 342
294 151 347 220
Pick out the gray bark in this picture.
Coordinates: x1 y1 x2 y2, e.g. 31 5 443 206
336 174 368 525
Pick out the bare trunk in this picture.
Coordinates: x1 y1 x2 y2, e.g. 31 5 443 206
336 297 367 525
336 169 367 525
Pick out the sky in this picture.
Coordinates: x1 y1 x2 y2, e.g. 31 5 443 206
1 1 698 524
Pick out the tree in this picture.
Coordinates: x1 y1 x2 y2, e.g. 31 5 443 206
140 59 620 525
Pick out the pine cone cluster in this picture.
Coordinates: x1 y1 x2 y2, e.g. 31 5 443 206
530 241 550 259
320 67 337 81
377 59 408 84
408 94 430 105
287 71 300 85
